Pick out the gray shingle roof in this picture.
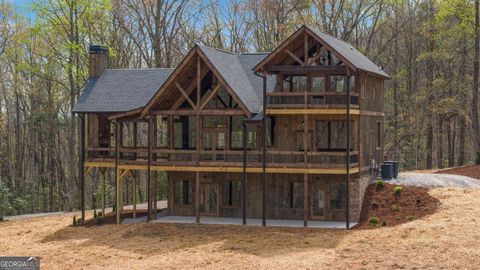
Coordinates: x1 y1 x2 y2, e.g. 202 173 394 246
73 68 173 113
198 46 277 114
309 27 389 78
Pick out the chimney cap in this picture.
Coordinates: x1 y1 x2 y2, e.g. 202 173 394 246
89 45 108 54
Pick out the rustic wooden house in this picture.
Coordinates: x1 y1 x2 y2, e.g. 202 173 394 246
73 25 389 228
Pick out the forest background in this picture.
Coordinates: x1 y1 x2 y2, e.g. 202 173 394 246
1 0 479 216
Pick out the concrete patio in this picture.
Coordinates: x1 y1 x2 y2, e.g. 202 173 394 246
123 214 354 229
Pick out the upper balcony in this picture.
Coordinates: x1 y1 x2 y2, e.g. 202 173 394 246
266 74 359 112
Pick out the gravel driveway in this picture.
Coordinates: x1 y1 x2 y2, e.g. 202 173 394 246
390 173 480 188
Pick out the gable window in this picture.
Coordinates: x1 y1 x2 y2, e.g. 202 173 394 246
175 179 192 205
222 180 241 207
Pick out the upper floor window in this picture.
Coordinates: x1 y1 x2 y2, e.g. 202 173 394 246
311 77 325 92
330 75 355 93
281 76 307 92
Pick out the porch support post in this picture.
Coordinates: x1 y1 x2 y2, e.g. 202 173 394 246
101 168 106 216
195 171 200 224
147 116 153 222
242 122 247 225
346 70 351 229
303 89 308 227
115 121 121 225
80 114 85 222
195 54 201 224
262 73 267 226
133 171 136 220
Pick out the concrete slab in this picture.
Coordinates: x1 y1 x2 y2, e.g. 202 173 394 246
151 215 354 229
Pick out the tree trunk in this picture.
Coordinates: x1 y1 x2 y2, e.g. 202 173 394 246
473 0 480 155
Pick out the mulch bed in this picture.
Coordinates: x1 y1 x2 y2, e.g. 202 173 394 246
77 209 163 227
435 165 480 180
354 183 440 229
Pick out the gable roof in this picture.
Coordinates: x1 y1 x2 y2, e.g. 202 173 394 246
73 68 173 113
253 25 390 79
308 28 389 78
198 46 270 113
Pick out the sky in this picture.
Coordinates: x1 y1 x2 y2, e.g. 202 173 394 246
8 0 35 19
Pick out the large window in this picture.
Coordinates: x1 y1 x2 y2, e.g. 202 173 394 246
175 180 192 205
329 76 355 93
173 116 196 149
156 116 168 148
230 116 243 149
222 180 241 207
316 120 353 151
330 185 346 210
311 77 325 92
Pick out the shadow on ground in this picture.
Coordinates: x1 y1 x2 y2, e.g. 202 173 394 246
41 221 350 257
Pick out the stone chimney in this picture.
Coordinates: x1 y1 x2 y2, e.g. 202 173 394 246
88 45 108 78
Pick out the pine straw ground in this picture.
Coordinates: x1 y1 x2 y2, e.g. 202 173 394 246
1 188 480 269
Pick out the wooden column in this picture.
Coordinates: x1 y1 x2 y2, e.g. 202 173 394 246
262 74 267 226
195 54 201 224
303 86 309 227
242 122 247 225
101 168 106 216
115 121 121 225
147 117 153 222
132 171 136 220
80 114 85 222
346 71 351 229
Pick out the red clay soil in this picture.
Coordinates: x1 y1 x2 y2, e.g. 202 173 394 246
435 165 480 180
354 183 440 229
78 209 164 227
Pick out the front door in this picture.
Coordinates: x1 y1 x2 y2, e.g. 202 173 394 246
199 181 219 216
311 186 326 220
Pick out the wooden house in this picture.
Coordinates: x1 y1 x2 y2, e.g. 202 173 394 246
73 25 389 228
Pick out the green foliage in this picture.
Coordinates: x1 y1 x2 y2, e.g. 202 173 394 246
93 209 97 219
375 180 385 188
369 216 379 226
0 182 14 220
394 186 403 195
73 215 77 226
94 216 104 224
97 211 103 217
381 220 388 227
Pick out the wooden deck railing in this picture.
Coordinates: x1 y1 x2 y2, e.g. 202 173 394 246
86 147 358 168
266 91 359 108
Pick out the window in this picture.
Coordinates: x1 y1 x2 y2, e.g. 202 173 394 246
203 116 226 128
329 75 355 93
290 182 304 208
311 77 325 92
156 116 168 148
247 130 257 150
330 185 346 210
267 116 275 146
222 180 241 207
292 76 307 92
377 121 381 148
316 120 353 151
330 76 346 93
230 116 243 149
173 116 196 149
175 180 191 205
